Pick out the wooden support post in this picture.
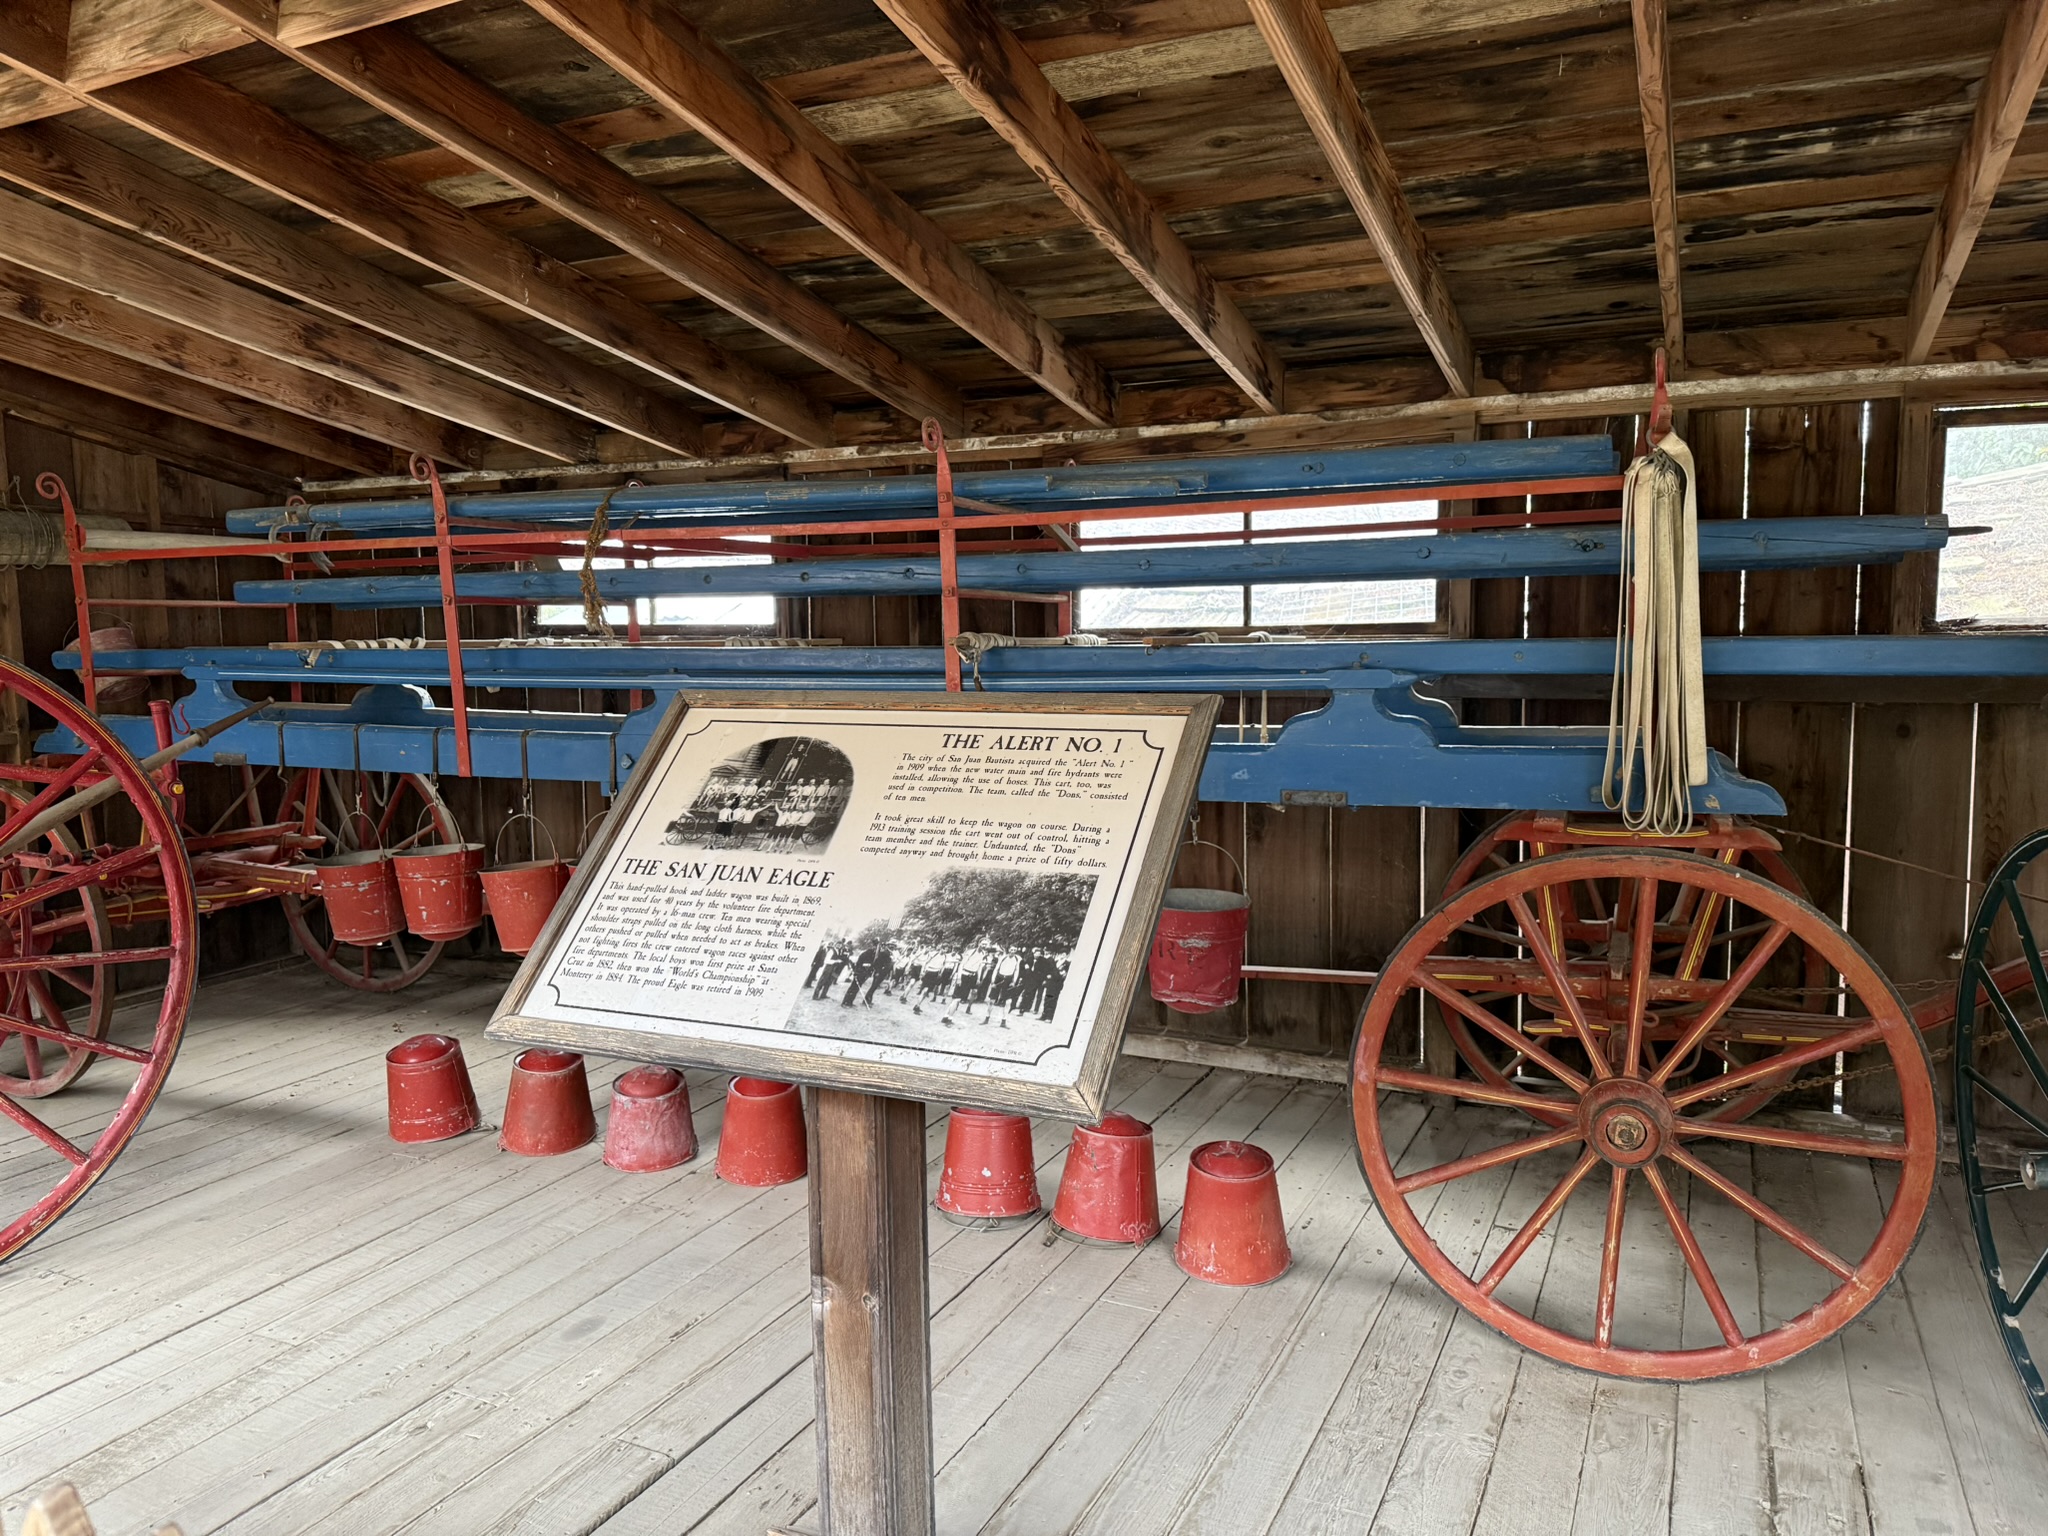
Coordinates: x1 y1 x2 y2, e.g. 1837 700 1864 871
800 1088 936 1536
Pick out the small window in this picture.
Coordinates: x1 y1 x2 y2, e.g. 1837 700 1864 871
1074 500 1441 632
1939 423 2048 626
535 543 777 632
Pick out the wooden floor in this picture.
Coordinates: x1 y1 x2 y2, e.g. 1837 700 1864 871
4 963 2047 1535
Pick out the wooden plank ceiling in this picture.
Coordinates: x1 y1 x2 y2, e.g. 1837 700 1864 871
0 0 2041 483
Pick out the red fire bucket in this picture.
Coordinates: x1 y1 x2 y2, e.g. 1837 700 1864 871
393 842 486 942
481 812 573 956
86 624 150 707
716 1077 807 1187
603 1065 697 1172
313 850 405 945
1051 1112 1160 1245
1175 1140 1290 1286
1149 889 1250 1012
385 1033 480 1143
936 1107 1042 1226
500 1048 597 1156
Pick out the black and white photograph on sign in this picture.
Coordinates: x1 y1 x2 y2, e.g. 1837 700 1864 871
661 734 853 853
787 866 1097 1056
488 692 1217 1117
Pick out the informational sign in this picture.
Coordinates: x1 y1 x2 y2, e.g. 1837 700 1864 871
490 691 1217 1117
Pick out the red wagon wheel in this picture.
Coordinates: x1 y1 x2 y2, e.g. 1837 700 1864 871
0 787 114 1097
277 768 456 992
1437 816 1826 1122
0 657 194 1265
1353 850 1936 1380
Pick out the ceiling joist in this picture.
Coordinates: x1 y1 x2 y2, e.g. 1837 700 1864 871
526 0 1116 427
1245 0 1477 397
0 118 701 459
225 19 966 432
874 0 1284 415
1629 0 1685 367
1904 0 2048 363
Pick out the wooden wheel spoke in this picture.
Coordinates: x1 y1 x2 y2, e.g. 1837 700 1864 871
17 1029 43 1083
0 946 175 973
0 751 102 849
1674 1117 1911 1162
1622 876 1657 1076
1507 892 1611 1078
1477 1149 1601 1296
1394 1125 1583 1196
1668 1017 1884 1110
0 1091 88 1164
0 1010 147 1063
1643 1162 1746 1347
1375 1067 1574 1118
0 843 159 924
1962 1064 2048 1144
1595 1166 1628 1347
1418 971 1588 1093
1650 920 1793 1087
1665 1145 1855 1279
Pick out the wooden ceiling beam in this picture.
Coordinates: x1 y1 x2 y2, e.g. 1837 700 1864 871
1630 0 1685 367
873 0 1283 414
0 120 702 458
0 353 336 491
0 260 484 469
238 20 965 431
0 183 594 464
525 0 1115 426
0 64 826 450
1904 0 2048 363
0 308 387 476
1245 0 1477 397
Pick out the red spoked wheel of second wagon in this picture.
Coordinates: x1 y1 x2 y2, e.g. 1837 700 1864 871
1351 848 1937 1380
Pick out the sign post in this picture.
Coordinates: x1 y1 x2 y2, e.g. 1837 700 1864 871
489 690 1216 1531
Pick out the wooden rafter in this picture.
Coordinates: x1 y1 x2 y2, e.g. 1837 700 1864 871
0 62 829 450
233 20 966 431
1245 0 1477 396
1904 0 2048 363
0 120 702 458
0 186 595 464
0 260 486 467
1630 0 1685 366
525 0 1115 427
873 0 1282 414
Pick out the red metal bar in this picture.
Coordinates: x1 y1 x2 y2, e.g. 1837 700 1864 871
41 474 96 711
413 455 473 777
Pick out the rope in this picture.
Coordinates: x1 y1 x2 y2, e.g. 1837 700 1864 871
1601 432 1707 836
579 484 625 638
0 504 66 570
1776 827 2048 914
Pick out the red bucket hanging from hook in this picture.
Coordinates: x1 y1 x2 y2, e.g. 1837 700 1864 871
1147 825 1249 1013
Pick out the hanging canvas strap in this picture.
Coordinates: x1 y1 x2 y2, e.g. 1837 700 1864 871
1601 428 1707 835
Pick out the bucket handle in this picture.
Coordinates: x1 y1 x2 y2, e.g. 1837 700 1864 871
578 807 610 857
1169 817 1244 895
494 810 560 867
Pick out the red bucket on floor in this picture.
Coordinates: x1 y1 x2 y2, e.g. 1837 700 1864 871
604 1065 697 1172
393 842 486 942
1175 1140 1289 1286
1148 888 1250 1013
481 860 572 956
1051 1112 1160 1245
716 1078 807 1187
500 1048 596 1156
385 1033 480 1143
313 850 404 945
936 1107 1041 1226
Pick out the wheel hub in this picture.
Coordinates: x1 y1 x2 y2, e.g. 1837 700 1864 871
1578 1076 1673 1168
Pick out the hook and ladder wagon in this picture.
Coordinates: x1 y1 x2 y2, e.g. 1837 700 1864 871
5 425 2044 1391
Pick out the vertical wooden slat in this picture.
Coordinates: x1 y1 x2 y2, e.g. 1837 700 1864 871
1688 406 1746 759
1465 421 1529 728
1246 799 1339 1054
0 413 21 763
1525 415 1631 727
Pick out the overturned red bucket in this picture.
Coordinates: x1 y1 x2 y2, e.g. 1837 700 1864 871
936 1107 1041 1226
1051 1112 1160 1245
500 1048 597 1156
314 850 404 945
604 1065 697 1172
716 1078 807 1187
385 1033 480 1143
1175 1140 1289 1286
1148 888 1250 1013
393 841 486 942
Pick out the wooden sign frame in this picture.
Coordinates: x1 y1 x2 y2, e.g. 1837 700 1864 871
488 689 1218 1120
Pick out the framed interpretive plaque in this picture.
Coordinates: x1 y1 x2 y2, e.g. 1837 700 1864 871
488 691 1219 1118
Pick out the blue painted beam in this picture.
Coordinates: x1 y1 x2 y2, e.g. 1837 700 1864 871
234 515 1951 610
225 436 1620 535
